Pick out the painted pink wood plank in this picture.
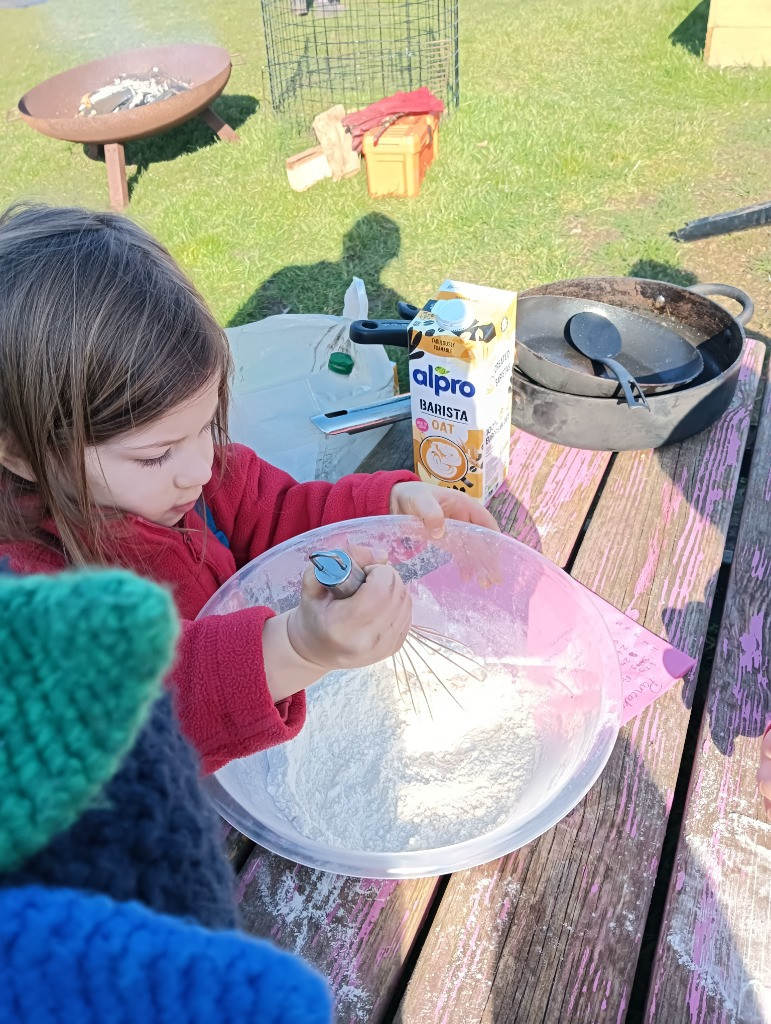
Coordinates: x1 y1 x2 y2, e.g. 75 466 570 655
358 417 611 565
645 361 771 1024
489 429 611 566
234 422 611 1022
395 340 765 1024
221 821 254 872
236 850 437 1024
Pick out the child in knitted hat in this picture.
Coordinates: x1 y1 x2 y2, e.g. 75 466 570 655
0 567 331 1023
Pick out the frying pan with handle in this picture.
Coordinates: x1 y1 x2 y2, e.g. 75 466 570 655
349 318 414 345
513 296 704 397
350 297 704 398
335 279 753 451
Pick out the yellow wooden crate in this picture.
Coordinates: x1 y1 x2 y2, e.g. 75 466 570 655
705 0 771 66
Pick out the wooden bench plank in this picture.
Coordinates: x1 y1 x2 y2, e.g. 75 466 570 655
489 431 610 567
645 361 771 1024
358 419 611 567
353 418 412 474
234 424 611 1022
222 822 254 872
236 852 437 1024
395 340 765 1024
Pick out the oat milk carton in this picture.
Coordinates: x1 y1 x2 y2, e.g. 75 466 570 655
409 280 517 503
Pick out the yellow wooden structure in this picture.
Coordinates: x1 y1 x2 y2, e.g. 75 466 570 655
705 0 771 67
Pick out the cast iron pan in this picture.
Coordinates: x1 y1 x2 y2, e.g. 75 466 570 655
513 296 704 397
352 299 704 397
350 318 416 346
349 279 753 451
510 279 752 451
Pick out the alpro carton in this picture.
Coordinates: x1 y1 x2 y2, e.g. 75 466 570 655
409 280 517 503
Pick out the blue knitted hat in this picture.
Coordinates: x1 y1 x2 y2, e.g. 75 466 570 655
0 569 331 1024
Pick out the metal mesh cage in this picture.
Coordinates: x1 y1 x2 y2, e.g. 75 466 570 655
260 0 459 131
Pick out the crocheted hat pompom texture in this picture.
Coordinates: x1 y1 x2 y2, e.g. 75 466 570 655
0 885 332 1024
0 570 179 872
7 693 240 932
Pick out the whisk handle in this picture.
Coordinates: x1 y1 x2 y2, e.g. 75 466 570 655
309 549 367 599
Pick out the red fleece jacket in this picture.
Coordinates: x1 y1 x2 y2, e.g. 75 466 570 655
0 444 416 773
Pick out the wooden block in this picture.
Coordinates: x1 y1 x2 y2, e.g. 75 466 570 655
707 0 771 28
285 145 331 192
645 357 771 1023
395 341 765 1024
705 0 771 65
312 103 360 181
705 25 771 66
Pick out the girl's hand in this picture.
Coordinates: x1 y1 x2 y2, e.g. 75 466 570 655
287 544 412 673
759 728 771 818
389 481 500 539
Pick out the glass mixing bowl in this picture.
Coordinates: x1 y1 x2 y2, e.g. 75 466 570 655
199 516 622 877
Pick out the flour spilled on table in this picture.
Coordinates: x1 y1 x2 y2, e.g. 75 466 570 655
264 650 543 852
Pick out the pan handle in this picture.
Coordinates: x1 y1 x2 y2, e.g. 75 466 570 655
350 319 410 347
397 301 419 320
311 394 411 435
686 283 754 328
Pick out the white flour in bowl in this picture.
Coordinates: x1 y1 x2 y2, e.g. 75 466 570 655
264 654 542 852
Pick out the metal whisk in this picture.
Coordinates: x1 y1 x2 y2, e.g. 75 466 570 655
309 549 487 717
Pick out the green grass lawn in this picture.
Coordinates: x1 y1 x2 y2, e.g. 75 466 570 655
1 0 769 341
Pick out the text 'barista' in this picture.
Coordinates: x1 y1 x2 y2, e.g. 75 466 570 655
409 280 517 503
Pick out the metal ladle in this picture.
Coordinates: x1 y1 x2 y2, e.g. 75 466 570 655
568 311 651 411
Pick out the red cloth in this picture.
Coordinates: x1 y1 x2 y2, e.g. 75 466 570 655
0 444 416 774
342 87 444 152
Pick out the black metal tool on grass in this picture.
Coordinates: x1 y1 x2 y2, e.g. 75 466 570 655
672 201 771 242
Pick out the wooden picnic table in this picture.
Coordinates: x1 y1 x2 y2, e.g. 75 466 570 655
225 336 770 1024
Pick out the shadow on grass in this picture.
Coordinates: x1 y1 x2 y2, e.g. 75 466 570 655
83 95 259 196
669 0 709 56
229 212 411 387
229 212 406 323
628 258 698 287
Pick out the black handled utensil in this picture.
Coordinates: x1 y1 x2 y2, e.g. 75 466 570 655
349 318 411 347
567 311 650 411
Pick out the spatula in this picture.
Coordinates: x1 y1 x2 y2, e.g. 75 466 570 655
568 311 650 411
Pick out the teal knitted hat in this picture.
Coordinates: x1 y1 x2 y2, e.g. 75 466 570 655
0 569 179 872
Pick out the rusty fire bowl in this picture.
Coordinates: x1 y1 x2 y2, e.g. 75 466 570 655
18 43 233 145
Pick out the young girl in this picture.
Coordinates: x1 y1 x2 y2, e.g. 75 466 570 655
0 202 498 775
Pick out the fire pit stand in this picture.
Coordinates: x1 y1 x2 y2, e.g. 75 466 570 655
83 107 239 209
18 45 240 210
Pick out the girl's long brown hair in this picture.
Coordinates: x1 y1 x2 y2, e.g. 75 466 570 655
0 202 232 565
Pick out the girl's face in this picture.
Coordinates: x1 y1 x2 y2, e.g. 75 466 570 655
84 376 220 527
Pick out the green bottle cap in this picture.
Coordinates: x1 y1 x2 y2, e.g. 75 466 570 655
328 352 354 376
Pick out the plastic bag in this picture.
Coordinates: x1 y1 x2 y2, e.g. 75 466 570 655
226 279 395 482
